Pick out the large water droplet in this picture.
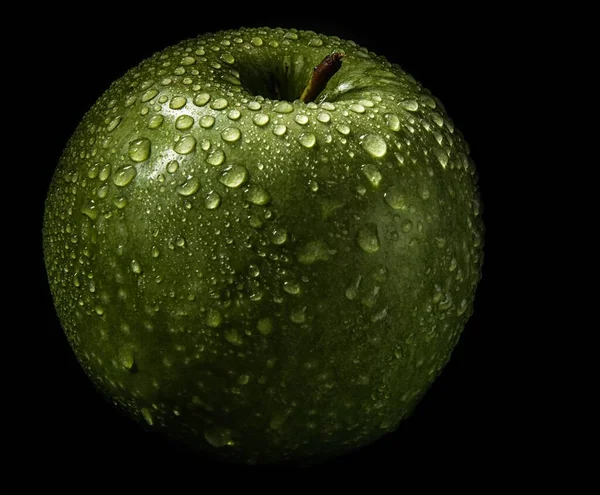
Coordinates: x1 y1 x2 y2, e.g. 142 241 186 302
297 240 331 264
210 98 228 110
384 185 406 210
141 89 158 102
204 427 235 447
141 408 153 425
118 348 135 370
271 228 288 245
290 306 307 324
345 275 362 301
206 149 226 166
386 113 400 131
131 259 143 274
225 328 243 345
283 281 301 295
221 127 242 142
336 124 350 135
401 219 413 233
253 113 269 126
350 103 365 114
194 93 211 106
128 138 151 162
174 135 197 155
434 147 448 168
107 116 122 132
113 166 137 187
219 165 248 188
148 114 164 129
244 185 271 205
273 124 287 136
200 115 215 128
317 112 331 123
399 100 419 111
175 115 194 130
273 101 293 114
251 37 264 46
167 160 179 174
206 308 223 328
357 224 380 253
362 164 382 188
170 96 187 109
257 317 273 335
176 177 200 196
298 133 316 148
81 199 97 220
360 134 387 158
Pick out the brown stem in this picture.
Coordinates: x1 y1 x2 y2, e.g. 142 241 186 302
300 52 345 103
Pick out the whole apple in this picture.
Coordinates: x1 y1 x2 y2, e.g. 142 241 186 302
43 26 483 463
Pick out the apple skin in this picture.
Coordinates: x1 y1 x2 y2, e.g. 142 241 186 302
43 27 483 463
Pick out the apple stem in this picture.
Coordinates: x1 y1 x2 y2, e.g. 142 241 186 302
300 52 345 103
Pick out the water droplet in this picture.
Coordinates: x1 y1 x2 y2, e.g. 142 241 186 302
422 95 437 108
257 317 273 335
251 37 264 46
167 160 179 174
283 281 301 295
360 134 387 158
399 100 419 111
294 114 309 125
362 164 382 188
401 219 413 233
384 185 406 209
221 52 235 64
308 37 323 47
205 190 221 209
228 109 241 120
200 115 215 128
317 112 331 123
206 308 223 328
419 184 431 200
128 138 151 162
118 348 135 370
210 98 228 110
238 374 250 385
181 56 196 66
357 224 380 253
107 116 122 132
345 275 362 301
271 228 288 245
219 165 248 188
297 240 330 264
290 306 307 324
141 408 153 425
194 93 211 106
336 124 350 135
244 185 271 205
432 112 444 127
253 113 270 126
148 114 164 129
248 101 262 111
298 133 316 148
273 124 287 136
170 96 187 109
204 426 234 447
175 115 194 130
433 147 448 168
176 177 200 196
174 135 197 155
386 113 400 131
273 101 294 114
221 127 241 142
113 166 137 187
449 257 458 272
206 149 226 166
152 246 160 258
141 89 158 103
350 103 365 114
131 259 142 274
225 328 243 345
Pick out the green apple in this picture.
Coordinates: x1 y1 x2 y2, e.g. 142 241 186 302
43 26 483 463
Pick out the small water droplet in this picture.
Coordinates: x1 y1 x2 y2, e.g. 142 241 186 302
257 317 273 335
107 116 122 132
221 127 241 142
401 219 413 233
273 101 294 114
141 408 153 425
244 185 271 205
81 199 97 220
290 306 307 324
219 165 248 188
357 224 380 253
152 246 160 258
206 308 223 328
118 347 135 370
345 275 362 301
419 184 431 200
449 257 458 272
206 149 226 166
176 177 200 196
384 185 406 209
174 135 197 155
362 164 382 188
170 96 187 109
167 160 179 174
204 426 234 447
131 260 142 274
297 240 330 264
294 114 309 125
360 134 387 158
283 281 301 295
271 228 288 245
113 166 137 187
433 147 448 168
298 133 316 148
175 115 194 130
128 138 151 162
225 328 243 345
273 124 287 136
205 190 221 209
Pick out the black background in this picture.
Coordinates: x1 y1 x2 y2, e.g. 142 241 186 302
11 3 544 487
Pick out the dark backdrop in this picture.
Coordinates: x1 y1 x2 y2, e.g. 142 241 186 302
13 3 538 487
